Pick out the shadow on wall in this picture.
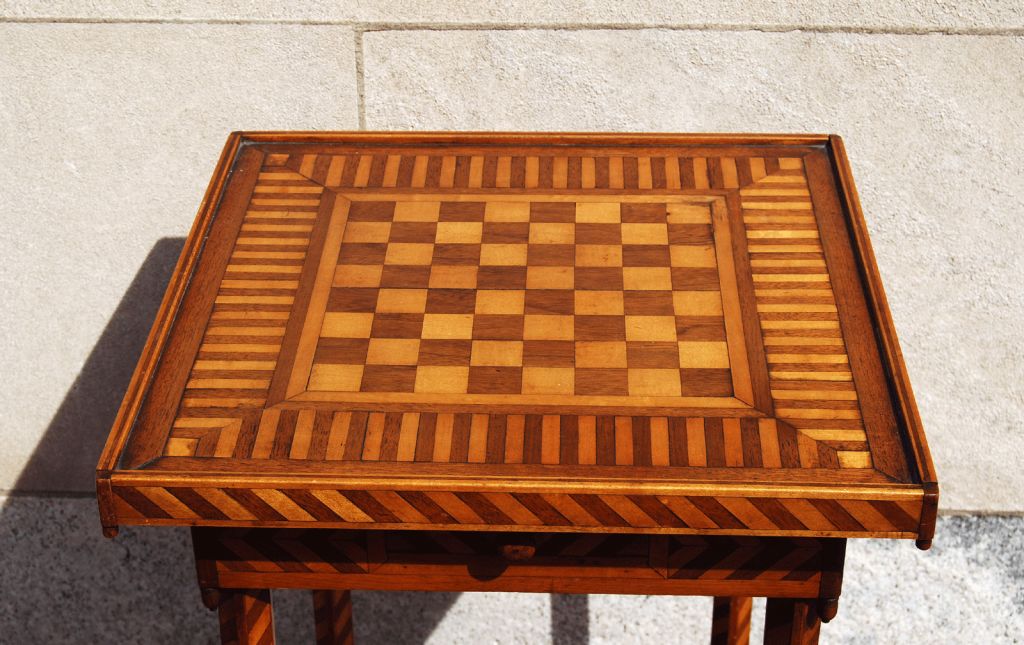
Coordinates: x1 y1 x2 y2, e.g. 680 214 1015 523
14 238 186 492
0 237 590 643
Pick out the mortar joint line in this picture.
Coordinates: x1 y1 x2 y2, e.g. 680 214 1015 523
354 27 366 130
352 21 1024 37
0 16 1022 37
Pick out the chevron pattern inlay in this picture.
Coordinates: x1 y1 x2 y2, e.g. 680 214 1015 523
313 590 354 645
217 589 274 645
655 535 823 581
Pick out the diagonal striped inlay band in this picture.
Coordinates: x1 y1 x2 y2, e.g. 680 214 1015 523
113 485 920 535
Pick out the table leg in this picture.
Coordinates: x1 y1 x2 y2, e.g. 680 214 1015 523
763 598 820 645
218 589 274 645
711 596 752 645
313 590 354 645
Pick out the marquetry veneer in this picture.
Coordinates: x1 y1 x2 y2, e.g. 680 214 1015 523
97 132 937 644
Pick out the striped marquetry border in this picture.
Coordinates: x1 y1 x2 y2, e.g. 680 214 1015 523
162 154 872 472
165 164 323 456
112 484 921 536
165 409 851 470
740 161 871 469
270 151 789 192
275 150 872 472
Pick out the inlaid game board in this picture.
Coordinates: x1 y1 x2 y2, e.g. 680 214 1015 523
98 133 937 546
292 194 748 410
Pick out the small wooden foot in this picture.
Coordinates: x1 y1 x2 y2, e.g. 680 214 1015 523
763 598 820 645
218 589 274 645
313 590 354 645
711 596 752 645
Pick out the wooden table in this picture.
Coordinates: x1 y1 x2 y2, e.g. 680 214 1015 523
97 132 938 644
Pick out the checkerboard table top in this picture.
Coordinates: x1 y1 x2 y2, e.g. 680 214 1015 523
97 133 937 546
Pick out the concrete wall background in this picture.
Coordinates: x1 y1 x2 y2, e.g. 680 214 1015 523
0 2 1021 642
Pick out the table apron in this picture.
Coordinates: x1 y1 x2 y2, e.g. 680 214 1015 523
192 528 844 600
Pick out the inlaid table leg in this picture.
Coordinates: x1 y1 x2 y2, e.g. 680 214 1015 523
711 596 752 645
218 589 275 645
313 590 354 645
763 598 820 645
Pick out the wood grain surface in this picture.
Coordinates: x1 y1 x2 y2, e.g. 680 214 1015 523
97 133 937 543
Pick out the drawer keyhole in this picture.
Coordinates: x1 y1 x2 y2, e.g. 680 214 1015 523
500 543 537 562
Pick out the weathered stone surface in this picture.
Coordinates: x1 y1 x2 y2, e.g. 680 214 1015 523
0 23 357 493
363 29 1024 512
